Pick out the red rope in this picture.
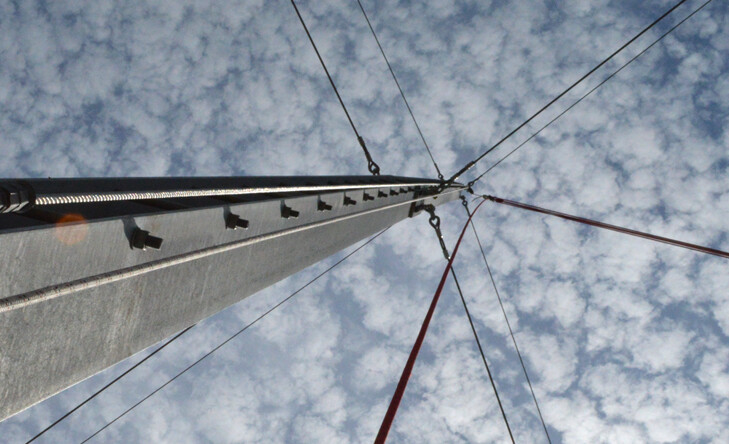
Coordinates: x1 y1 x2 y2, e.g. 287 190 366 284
374 199 488 444
484 195 729 259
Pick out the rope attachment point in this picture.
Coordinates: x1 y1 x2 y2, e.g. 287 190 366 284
460 194 470 210
290 0 382 176
358 136 381 176
420 204 450 260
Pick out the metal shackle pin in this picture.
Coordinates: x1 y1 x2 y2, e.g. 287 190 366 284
131 229 163 251
226 213 249 230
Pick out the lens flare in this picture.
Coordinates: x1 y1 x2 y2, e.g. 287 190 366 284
54 213 88 245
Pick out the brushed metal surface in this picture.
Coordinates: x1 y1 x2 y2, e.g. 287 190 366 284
0 186 461 421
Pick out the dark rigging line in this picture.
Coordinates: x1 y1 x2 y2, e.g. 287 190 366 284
374 200 488 444
425 207 514 442
290 0 381 175
80 227 391 443
451 267 515 444
470 0 716 184
463 200 551 444
354 0 444 180
25 326 195 444
445 0 690 185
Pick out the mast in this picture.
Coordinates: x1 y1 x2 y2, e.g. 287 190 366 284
0 175 463 421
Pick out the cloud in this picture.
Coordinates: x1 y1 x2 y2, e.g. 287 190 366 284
2 0 729 443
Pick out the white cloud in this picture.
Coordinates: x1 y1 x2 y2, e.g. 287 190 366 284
2 0 729 443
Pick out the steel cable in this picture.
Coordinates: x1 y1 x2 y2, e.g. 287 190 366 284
450 267 515 443
354 0 444 180
464 200 551 443
25 326 194 444
470 0 716 185
445 0 690 185
374 200 491 443
425 206 515 443
290 0 381 175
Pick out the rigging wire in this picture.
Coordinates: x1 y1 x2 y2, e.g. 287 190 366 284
469 0 716 185
374 199 488 444
425 206 515 443
290 0 381 175
462 198 551 444
25 326 195 444
79 227 391 443
354 0 444 180
451 267 515 444
483 195 729 260
444 0 690 185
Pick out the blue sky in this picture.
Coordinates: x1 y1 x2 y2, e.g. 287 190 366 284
1 0 728 442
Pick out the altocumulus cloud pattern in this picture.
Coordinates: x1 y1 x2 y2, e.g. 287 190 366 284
1 0 728 442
